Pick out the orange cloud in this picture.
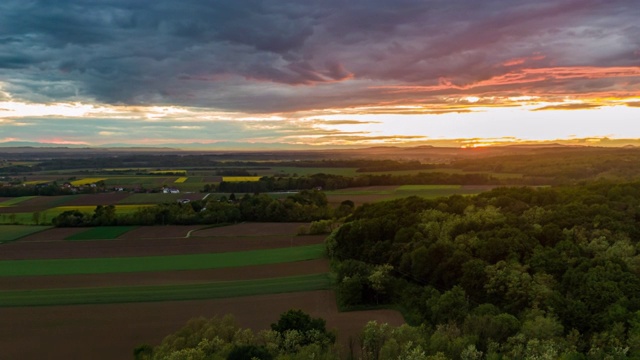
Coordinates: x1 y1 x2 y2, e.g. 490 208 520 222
379 66 640 93
502 55 546 67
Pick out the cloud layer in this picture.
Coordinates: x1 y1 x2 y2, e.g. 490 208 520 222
0 0 639 146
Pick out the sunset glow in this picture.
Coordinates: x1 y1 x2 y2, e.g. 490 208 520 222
0 1 639 148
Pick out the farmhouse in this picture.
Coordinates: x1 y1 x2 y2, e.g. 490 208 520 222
163 187 180 194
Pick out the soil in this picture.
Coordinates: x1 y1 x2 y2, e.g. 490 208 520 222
117 225 207 239
193 222 307 237
0 290 405 360
62 192 133 206
0 258 330 290
0 232 326 260
0 196 70 213
16 227 87 242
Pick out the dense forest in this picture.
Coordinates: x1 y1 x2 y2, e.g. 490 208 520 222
325 181 640 358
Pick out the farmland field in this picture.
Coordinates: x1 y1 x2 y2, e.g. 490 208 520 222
0 225 50 243
70 178 107 186
325 185 496 205
117 192 205 204
0 273 332 307
173 177 188 183
0 204 153 225
0 218 404 360
0 290 404 360
0 196 36 207
149 170 186 175
0 259 330 290
65 226 138 241
0 243 325 276
222 176 262 182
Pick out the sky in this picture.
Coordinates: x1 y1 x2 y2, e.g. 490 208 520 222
0 0 639 148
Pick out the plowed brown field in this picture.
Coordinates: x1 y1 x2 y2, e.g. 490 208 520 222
62 192 133 206
0 290 404 360
193 222 305 236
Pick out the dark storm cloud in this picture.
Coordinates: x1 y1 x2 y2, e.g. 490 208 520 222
1 0 638 111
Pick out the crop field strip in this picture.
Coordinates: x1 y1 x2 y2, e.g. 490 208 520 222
0 243 325 276
0 225 52 243
65 226 138 241
0 204 154 225
174 177 188 183
70 178 107 186
222 176 262 182
0 273 331 307
0 196 36 207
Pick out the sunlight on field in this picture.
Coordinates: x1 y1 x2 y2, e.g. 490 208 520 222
174 177 188 183
396 185 461 191
70 178 107 186
22 180 49 185
222 176 262 182
150 170 186 175
51 205 152 214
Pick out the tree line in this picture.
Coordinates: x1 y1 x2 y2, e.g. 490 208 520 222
52 190 353 227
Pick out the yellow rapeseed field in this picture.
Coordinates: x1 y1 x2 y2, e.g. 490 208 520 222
222 176 262 182
174 177 188 183
70 178 107 186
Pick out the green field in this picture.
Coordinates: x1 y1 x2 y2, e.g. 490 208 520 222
103 176 158 185
390 185 494 200
0 204 153 225
0 196 36 207
0 244 325 277
0 273 331 307
65 226 138 241
325 189 396 195
325 185 496 203
0 225 51 243
269 167 359 177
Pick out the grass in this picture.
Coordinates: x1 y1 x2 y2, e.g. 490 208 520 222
0 243 325 277
222 176 262 182
65 226 138 241
174 177 188 183
0 225 51 243
0 196 36 207
0 273 331 307
70 178 107 186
